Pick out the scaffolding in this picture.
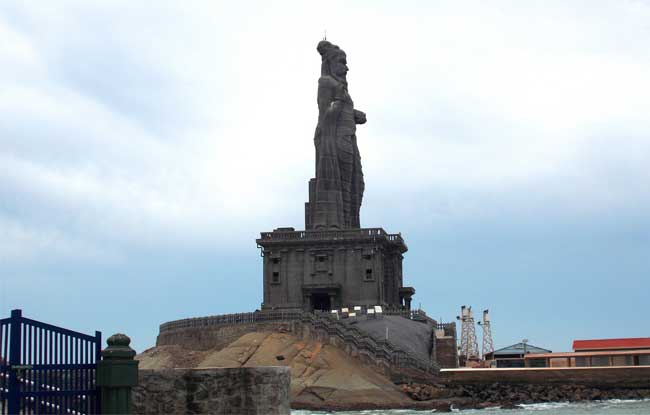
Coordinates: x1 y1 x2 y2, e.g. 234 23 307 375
478 309 494 359
457 305 480 364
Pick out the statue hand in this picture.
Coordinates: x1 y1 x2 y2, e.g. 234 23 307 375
354 109 367 124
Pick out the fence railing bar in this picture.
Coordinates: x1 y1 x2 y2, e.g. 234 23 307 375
21 318 96 343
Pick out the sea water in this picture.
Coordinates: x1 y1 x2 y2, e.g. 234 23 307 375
292 399 650 414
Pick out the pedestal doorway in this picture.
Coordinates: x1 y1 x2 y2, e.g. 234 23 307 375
310 293 331 311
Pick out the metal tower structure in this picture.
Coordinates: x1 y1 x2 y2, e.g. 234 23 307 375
457 305 480 363
478 309 494 359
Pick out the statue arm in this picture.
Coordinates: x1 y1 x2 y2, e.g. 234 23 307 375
318 77 343 125
354 109 366 124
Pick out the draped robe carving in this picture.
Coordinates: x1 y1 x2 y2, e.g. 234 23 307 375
306 40 365 230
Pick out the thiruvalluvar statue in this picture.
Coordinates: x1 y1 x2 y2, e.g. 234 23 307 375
309 40 366 230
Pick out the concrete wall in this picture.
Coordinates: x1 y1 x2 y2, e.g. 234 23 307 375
441 366 650 388
434 337 458 368
133 367 290 415
431 323 458 369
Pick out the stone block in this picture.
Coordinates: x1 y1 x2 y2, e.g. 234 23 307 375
133 367 290 415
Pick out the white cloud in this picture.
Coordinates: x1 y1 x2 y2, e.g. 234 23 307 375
0 16 41 78
0 213 122 265
1 0 649 264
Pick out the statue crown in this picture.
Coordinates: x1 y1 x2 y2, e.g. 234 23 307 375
317 40 345 61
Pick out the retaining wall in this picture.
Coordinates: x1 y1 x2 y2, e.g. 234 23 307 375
132 367 290 415
434 337 458 368
157 321 294 350
441 366 650 388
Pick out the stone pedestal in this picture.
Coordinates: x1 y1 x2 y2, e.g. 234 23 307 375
257 227 412 311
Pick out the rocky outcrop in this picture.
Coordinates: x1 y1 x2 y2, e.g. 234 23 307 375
453 383 650 406
138 331 410 409
401 382 650 410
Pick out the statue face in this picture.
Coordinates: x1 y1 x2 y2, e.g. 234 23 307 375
330 55 348 79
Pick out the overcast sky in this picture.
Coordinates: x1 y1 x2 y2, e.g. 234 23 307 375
1 1 649 353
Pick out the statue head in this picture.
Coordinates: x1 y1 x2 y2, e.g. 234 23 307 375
317 40 348 82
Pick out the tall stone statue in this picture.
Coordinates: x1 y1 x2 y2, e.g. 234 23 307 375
306 40 366 230
259 40 413 315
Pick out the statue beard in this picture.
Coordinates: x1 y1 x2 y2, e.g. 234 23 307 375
331 71 347 86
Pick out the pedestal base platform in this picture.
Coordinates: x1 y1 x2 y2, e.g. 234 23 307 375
256 227 414 312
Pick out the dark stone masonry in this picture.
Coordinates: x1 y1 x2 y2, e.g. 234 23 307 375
258 228 411 311
133 367 291 415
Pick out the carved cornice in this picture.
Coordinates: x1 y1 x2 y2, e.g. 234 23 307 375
257 227 407 252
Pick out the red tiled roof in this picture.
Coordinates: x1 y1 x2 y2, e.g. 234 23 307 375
573 338 650 351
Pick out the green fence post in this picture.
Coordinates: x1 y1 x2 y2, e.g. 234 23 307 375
97 333 139 414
